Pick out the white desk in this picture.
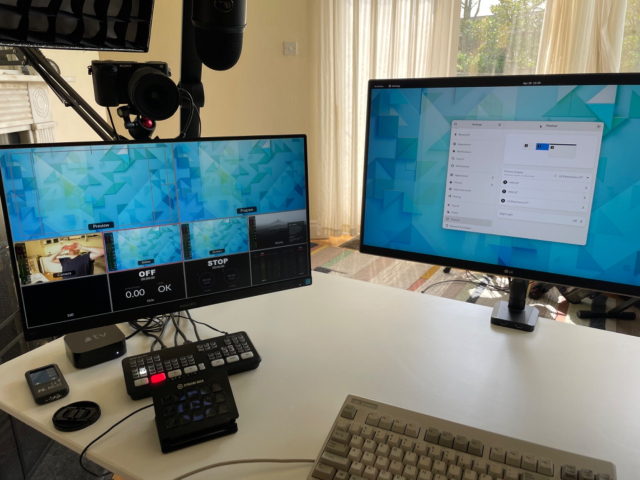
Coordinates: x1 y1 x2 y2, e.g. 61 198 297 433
1 273 639 480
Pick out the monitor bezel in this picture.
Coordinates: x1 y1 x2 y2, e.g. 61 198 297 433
0 134 312 341
360 73 640 298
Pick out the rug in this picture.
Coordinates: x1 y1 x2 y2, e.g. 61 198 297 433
311 243 640 338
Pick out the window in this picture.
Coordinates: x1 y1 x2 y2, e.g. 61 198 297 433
621 0 640 72
458 0 546 76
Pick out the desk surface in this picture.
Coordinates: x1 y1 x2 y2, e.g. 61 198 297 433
1 273 639 480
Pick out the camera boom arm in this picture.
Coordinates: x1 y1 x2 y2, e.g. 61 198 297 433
17 47 118 142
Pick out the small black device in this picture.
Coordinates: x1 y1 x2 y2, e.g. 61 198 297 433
122 331 260 400
52 401 101 432
65 325 127 369
89 60 181 121
192 0 247 71
153 370 238 453
25 364 69 405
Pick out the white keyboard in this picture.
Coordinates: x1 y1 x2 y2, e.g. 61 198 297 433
308 395 615 480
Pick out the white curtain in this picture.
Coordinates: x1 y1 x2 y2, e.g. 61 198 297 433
317 0 460 237
537 0 628 74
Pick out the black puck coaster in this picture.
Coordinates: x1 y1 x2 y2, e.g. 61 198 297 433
52 401 101 432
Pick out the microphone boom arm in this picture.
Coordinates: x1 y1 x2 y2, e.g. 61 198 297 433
179 0 205 139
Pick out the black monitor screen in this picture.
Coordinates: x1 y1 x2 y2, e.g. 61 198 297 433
0 135 311 339
361 75 640 297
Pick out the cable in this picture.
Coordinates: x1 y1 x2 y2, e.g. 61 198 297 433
126 315 169 350
171 313 189 346
79 404 153 477
185 310 201 341
172 458 316 480
186 312 229 336
106 107 128 141
178 89 196 138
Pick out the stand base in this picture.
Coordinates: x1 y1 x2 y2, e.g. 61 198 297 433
576 310 636 320
491 301 539 332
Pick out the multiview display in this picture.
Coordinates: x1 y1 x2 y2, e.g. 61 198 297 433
0 137 310 329
363 81 640 289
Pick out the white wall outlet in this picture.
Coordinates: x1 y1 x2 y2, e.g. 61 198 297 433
284 42 298 56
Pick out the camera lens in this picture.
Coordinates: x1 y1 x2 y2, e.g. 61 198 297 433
128 67 180 121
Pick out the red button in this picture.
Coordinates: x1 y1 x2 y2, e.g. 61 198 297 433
150 373 166 384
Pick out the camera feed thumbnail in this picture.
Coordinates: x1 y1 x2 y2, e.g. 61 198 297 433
14 234 106 286
182 218 249 261
248 210 307 251
104 225 182 272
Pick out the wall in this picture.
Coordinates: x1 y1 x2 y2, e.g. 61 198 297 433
98 0 319 226
42 49 106 143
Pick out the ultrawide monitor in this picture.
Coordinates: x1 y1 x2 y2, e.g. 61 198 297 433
361 74 640 298
0 135 311 340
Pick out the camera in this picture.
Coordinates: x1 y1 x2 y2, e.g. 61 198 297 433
89 61 180 121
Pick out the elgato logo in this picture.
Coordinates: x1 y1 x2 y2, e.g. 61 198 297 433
84 333 107 343
208 258 229 267
177 379 204 390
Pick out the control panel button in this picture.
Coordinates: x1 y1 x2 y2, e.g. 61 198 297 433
226 355 240 363
184 366 198 374
134 378 149 387
211 359 225 367
168 369 182 379
150 373 166 384
240 352 254 359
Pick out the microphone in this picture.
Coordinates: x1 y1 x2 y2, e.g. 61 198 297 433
192 0 247 71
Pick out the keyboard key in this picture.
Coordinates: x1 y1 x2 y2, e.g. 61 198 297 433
218 404 229 415
379 471 393 480
366 412 381 426
417 471 433 480
331 429 351 445
417 456 432 471
504 466 519 480
211 359 225 367
379 415 394 430
363 439 377 452
389 460 404 475
349 435 364 450
596 474 611 480
538 458 554 476
348 448 363 463
392 418 407 434
453 435 469 452
457 454 472 471
335 471 349 480
404 451 418 467
442 449 456 466
424 428 440 444
363 465 378 480
462 470 477 480
192 409 204 422
349 461 365 477
438 432 454 448
184 366 198 374
506 450 521 467
414 441 428 457
168 369 182 378
361 452 375 467
579 469 595 480
400 438 414 452
522 454 537 472
341 405 357 420
322 451 352 472
562 465 578 480
327 441 350 457
205 406 216 418
387 433 402 448
489 446 506 463
447 465 462 480
134 378 149 387
215 393 226 403
226 355 240 363
431 459 446 476
469 439 484 457
312 463 336 480
374 429 388 444
336 419 350 432
349 422 363 436
472 459 487 475
403 464 418 480
487 463 502 478
165 417 178 429
427 445 442 461
361 426 374 440
390 447 404 462
240 351 254 359
376 443 390 458
479 475 492 480
375 456 390 472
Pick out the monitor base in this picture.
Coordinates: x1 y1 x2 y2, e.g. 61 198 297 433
491 302 539 332
576 296 639 320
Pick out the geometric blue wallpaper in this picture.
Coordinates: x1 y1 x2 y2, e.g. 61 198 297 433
363 85 640 287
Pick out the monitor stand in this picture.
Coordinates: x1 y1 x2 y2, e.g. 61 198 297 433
576 296 639 320
490 279 539 332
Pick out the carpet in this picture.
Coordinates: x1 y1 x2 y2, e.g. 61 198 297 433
311 243 640 338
